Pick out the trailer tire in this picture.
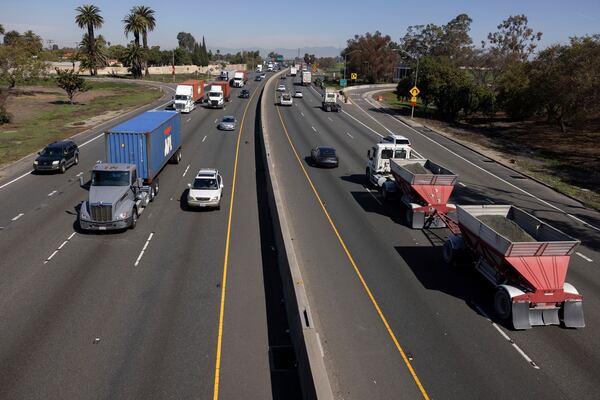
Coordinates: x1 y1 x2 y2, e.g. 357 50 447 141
494 287 512 321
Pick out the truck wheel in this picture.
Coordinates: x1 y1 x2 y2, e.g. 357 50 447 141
149 185 156 202
130 208 138 229
494 287 512 321
442 240 454 265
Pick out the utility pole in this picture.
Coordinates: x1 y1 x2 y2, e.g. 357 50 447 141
172 50 175 83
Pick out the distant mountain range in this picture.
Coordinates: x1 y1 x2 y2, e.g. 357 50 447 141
208 46 343 59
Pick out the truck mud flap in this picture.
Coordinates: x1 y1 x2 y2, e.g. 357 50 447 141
562 301 585 328
511 302 532 330
528 308 560 327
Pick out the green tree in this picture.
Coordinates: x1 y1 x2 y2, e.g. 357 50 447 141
201 36 209 66
0 24 4 36
343 31 399 83
131 5 156 76
486 14 542 62
174 47 192 65
3 30 21 46
176 32 196 53
124 43 144 78
146 45 163 66
107 44 128 64
75 4 104 75
78 33 108 72
0 44 46 88
192 43 202 66
55 68 87 104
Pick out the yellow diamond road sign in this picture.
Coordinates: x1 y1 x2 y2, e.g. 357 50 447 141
410 86 420 97
410 96 418 103
351 73 358 80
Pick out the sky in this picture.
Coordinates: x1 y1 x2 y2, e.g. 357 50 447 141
1 0 599 54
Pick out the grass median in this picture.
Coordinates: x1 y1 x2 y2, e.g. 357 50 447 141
0 80 163 168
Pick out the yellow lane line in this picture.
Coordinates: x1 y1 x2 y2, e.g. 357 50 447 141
274 95 430 400
212 83 262 400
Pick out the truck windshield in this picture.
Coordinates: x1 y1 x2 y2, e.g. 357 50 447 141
91 170 130 186
175 95 189 100
209 92 221 97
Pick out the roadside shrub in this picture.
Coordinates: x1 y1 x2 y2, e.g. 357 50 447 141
0 107 12 124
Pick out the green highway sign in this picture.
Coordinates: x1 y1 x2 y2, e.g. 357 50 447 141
340 79 347 87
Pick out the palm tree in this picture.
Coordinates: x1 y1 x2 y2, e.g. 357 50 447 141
124 43 144 78
75 4 104 75
132 5 156 75
79 33 108 72
123 12 145 47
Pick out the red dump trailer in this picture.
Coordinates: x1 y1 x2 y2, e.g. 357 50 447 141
443 204 585 330
382 158 458 229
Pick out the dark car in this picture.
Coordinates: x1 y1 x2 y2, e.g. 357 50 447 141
255 75 263 81
310 146 338 168
280 75 287 80
239 89 250 98
34 140 79 173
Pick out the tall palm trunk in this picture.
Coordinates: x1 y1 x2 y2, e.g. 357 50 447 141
143 32 149 76
88 25 96 75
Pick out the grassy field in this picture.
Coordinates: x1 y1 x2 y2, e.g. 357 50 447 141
0 81 162 166
377 91 600 211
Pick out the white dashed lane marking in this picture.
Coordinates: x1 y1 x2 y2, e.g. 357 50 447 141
12 213 24 221
134 232 154 267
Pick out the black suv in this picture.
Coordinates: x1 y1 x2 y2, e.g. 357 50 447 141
34 140 79 173
239 89 250 98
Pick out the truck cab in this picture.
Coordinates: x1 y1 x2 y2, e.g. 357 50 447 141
322 88 340 112
208 85 224 108
233 71 246 88
174 85 195 113
79 163 151 230
366 138 414 187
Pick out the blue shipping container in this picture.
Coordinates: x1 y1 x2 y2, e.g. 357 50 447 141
105 111 181 182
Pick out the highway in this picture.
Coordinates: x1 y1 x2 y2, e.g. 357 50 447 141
0 76 287 399
1 68 599 400
262 72 600 399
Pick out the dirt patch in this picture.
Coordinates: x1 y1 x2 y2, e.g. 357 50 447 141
67 110 124 128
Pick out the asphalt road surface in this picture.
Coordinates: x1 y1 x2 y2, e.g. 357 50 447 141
0 76 281 399
262 73 600 399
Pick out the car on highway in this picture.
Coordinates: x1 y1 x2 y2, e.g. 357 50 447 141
260 73 266 79
381 134 411 146
187 169 224 210
281 75 287 80
218 116 237 131
293 89 303 98
255 75 263 81
33 140 79 173
310 146 339 168
277 84 286 92
239 89 250 98
280 93 293 106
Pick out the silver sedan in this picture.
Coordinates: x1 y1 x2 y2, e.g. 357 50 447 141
218 116 237 131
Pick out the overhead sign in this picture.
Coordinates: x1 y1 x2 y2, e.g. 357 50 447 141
350 73 358 80
339 79 347 87
409 86 420 97
276 55 284 61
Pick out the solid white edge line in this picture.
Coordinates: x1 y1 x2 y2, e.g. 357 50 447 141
11 213 24 221
576 252 593 262
134 232 154 266
0 172 31 190
475 305 540 369
355 91 600 233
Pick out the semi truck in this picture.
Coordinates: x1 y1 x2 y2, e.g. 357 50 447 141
256 64 263 73
78 111 182 231
322 87 341 112
207 82 231 109
301 71 312 86
290 66 297 77
233 71 248 87
219 70 230 81
174 79 204 113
